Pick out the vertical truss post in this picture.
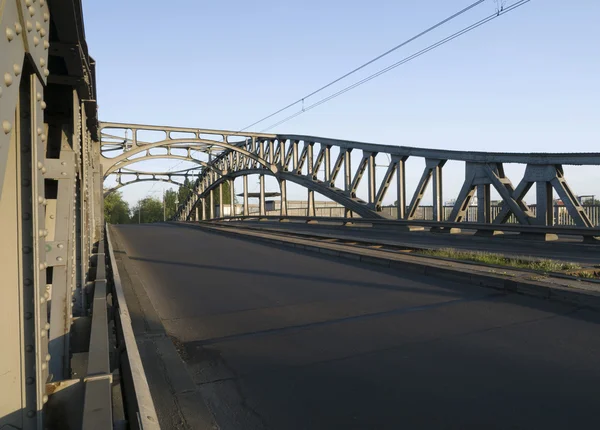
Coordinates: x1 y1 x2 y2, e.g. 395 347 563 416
324 146 331 184
344 149 352 218
209 188 214 219
536 181 553 226
259 174 266 216
243 175 249 216
279 179 288 216
477 184 491 223
229 179 235 217
396 158 406 219
432 160 444 222
219 182 223 217
307 142 315 216
48 124 77 382
367 152 376 207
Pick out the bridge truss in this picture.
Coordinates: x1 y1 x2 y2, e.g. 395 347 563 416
2 0 600 428
99 123 600 236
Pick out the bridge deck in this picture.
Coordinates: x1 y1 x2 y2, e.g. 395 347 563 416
112 223 600 430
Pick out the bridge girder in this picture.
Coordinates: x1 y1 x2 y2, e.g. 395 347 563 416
98 122 599 229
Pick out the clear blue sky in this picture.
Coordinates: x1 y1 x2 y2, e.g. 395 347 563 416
83 0 600 207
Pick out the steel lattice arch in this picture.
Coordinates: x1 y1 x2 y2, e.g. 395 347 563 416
100 122 600 232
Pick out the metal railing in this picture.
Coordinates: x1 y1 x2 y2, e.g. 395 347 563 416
253 204 600 226
202 214 600 241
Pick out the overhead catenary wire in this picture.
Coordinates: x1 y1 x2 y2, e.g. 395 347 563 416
239 0 488 132
260 0 530 132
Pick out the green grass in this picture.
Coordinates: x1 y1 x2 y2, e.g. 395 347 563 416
417 248 581 272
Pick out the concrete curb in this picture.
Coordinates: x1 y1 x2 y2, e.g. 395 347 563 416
172 222 600 312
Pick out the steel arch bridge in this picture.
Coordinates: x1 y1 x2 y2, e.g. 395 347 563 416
100 122 600 231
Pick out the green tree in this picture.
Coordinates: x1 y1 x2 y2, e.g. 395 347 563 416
178 178 192 204
164 189 178 220
104 191 131 224
131 197 164 223
582 198 600 205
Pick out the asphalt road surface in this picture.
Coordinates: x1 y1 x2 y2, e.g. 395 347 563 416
112 223 600 430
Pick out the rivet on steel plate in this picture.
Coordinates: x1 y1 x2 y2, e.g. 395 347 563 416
2 120 12 134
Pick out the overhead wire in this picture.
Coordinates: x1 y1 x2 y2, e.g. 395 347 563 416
239 0 488 132
260 0 530 132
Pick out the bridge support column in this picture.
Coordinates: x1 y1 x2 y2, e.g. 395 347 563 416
195 206 199 221
243 175 249 216
210 188 214 219
201 198 206 220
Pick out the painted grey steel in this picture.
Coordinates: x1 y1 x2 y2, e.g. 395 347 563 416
1 1 158 428
97 122 599 236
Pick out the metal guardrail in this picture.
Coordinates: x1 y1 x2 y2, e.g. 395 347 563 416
202 215 600 241
106 227 160 430
250 204 600 227
82 239 113 429
79 229 159 429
